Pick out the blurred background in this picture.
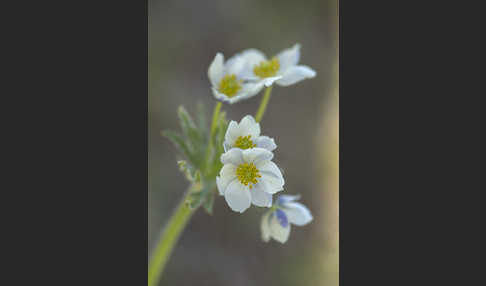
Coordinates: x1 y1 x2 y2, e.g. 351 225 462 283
149 0 338 285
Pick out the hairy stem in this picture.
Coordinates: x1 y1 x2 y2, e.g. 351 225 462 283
255 86 273 122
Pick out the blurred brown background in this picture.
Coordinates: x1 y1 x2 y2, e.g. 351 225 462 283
149 0 338 285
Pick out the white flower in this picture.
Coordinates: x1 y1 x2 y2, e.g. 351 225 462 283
216 148 285 213
224 115 277 152
238 44 316 87
261 194 313 243
208 52 266 104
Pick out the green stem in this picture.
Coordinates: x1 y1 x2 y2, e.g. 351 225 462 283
209 102 222 143
204 102 222 169
255 86 273 122
148 192 196 286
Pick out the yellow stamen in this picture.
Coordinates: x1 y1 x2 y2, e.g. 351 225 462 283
236 162 261 189
253 58 280 78
234 135 256 150
218 74 242 97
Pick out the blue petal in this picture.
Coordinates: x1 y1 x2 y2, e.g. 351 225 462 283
276 209 289 227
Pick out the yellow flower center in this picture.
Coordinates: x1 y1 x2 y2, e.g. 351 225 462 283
218 74 242 97
253 58 280 78
234 135 256 150
236 162 261 189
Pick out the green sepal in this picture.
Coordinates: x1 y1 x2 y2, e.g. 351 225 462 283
177 160 201 183
185 179 216 212
186 187 204 209
202 189 215 215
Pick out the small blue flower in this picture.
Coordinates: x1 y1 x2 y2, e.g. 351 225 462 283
261 194 313 243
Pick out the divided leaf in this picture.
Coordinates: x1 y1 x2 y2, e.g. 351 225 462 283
163 130 192 161
196 102 208 140
164 104 228 214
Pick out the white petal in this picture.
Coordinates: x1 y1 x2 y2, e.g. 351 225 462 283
250 181 273 207
261 212 271 242
224 54 247 76
220 148 244 165
276 43 301 72
211 88 231 104
226 82 264 104
242 148 273 165
220 163 237 178
260 175 284 194
244 81 266 96
216 165 237 195
223 142 231 152
238 49 267 67
237 49 268 79
212 76 263 104
208 53 224 87
277 194 301 204
255 136 277 151
224 121 240 148
257 161 284 193
224 115 263 151
269 212 291 243
283 202 313 226
239 115 261 138
227 95 249 104
216 176 224 195
261 76 283 87
224 180 252 213
276 65 316 87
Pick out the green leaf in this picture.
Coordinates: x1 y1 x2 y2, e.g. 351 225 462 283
177 105 207 168
196 102 208 139
163 130 192 160
178 106 201 146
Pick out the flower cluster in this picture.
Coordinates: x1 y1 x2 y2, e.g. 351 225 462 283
216 116 283 212
208 44 316 104
211 44 315 243
164 44 315 244
157 42 319 286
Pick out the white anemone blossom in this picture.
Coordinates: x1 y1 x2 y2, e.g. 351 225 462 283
238 43 316 87
216 148 284 213
208 52 266 104
261 195 313 243
224 115 276 152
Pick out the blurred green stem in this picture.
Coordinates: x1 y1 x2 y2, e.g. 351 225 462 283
255 86 273 122
148 191 195 286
